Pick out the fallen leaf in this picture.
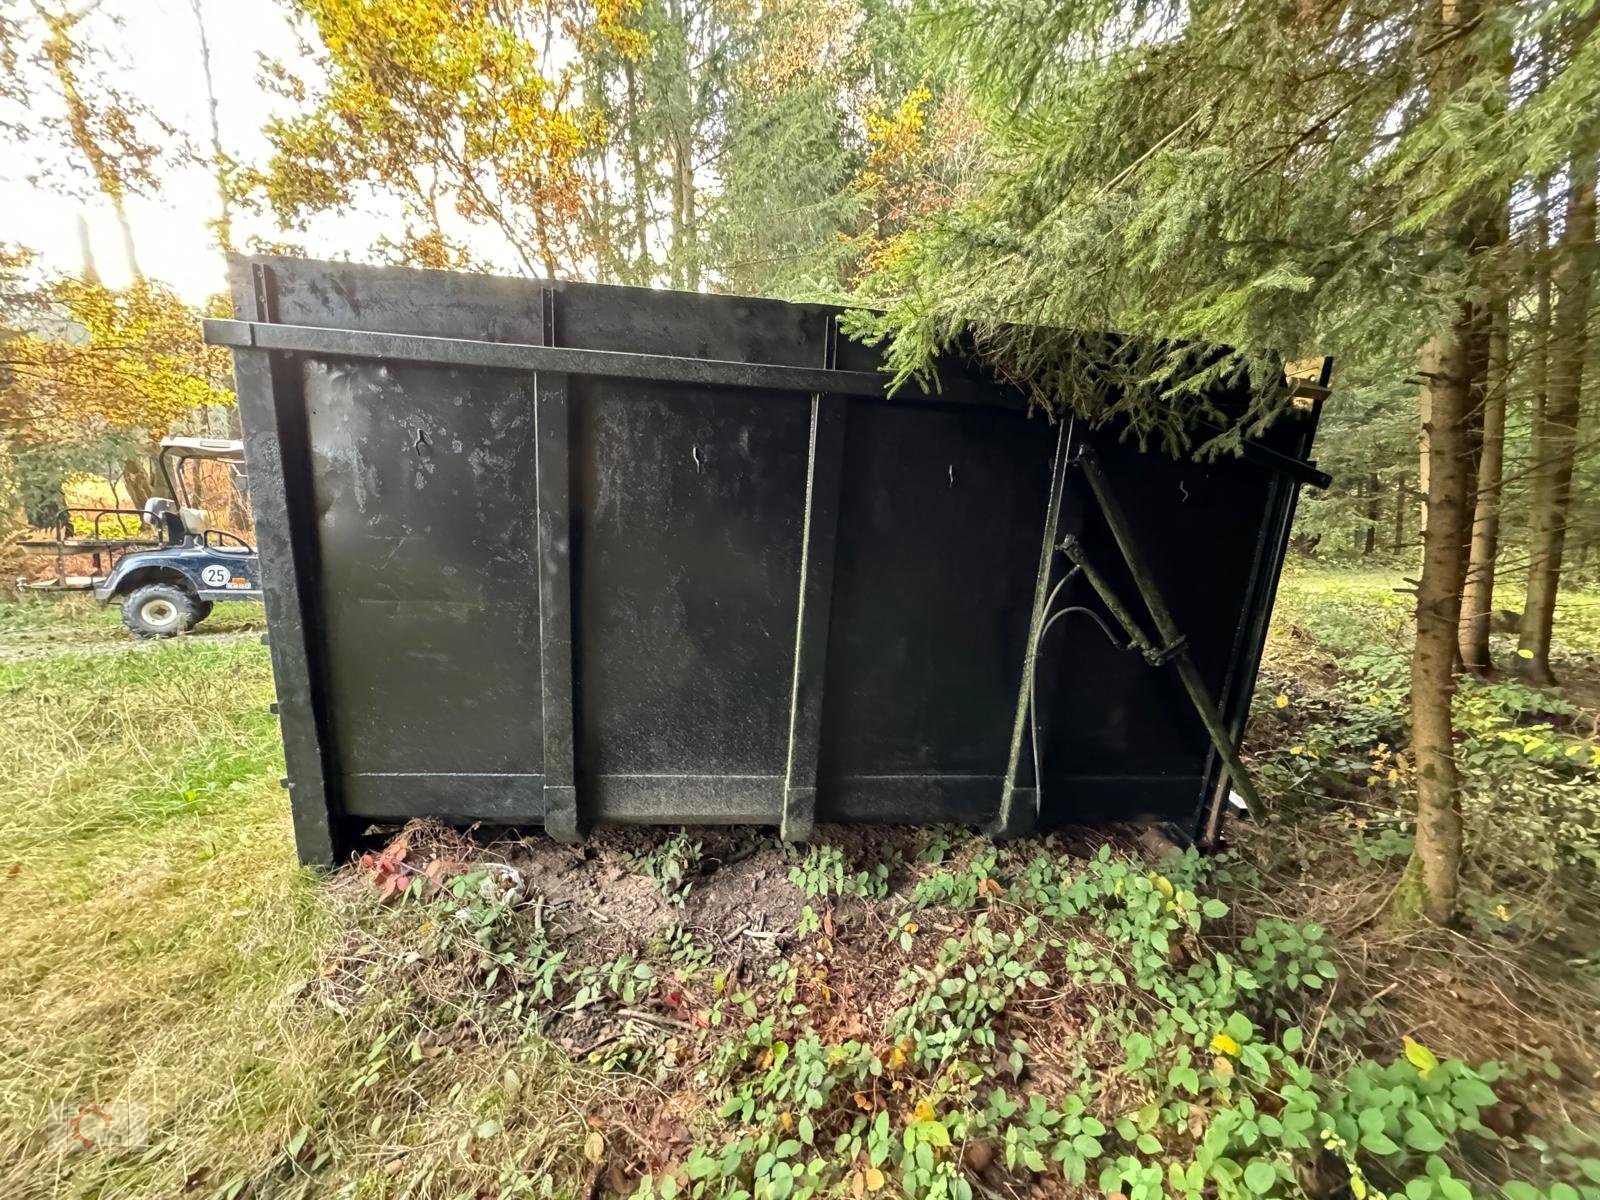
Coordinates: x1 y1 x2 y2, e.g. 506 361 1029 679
583 1130 604 1164
1210 1032 1241 1056
1403 1035 1439 1079
865 1167 886 1192
912 1099 936 1123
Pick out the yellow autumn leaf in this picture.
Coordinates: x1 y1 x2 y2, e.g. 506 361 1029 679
583 1130 605 1164
1403 1035 1439 1078
1290 745 1305 756
912 1099 936 1123
1210 1032 1241 1057
1274 694 1290 708
902 921 919 935
864 1167 886 1192
779 1112 794 1131
1153 875 1175 899
1517 648 1534 659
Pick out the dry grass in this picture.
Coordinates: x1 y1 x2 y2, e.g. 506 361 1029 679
0 603 615 1199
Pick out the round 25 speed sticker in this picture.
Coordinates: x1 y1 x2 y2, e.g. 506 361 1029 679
200 564 230 588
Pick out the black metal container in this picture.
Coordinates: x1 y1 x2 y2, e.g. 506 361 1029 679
206 257 1325 865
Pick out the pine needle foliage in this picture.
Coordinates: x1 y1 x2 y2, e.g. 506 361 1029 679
854 0 1600 454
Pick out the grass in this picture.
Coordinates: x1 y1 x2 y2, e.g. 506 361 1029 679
0 601 330 1197
1 574 1597 1200
0 600 611 1199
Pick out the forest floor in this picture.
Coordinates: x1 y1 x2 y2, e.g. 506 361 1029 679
1 572 1598 1200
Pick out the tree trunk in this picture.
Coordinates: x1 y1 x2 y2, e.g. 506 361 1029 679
40 7 143 280
121 456 154 507
189 0 232 253
1459 297 1508 673
1400 326 1476 925
623 61 651 286
683 157 700 290
113 201 142 282
1363 473 1381 556
75 209 99 283
1393 475 1407 553
664 0 697 290
1517 162 1597 685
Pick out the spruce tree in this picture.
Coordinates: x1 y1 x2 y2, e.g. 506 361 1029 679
860 0 1600 923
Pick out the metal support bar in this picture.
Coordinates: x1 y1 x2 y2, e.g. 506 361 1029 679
1072 448 1269 824
1193 416 1331 490
534 288 581 843
1056 535 1158 659
994 419 1073 838
204 318 995 408
203 319 1333 486
781 320 846 843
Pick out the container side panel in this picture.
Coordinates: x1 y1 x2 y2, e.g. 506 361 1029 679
302 359 544 789
571 380 810 781
818 400 1056 790
224 256 1323 840
1035 432 1272 821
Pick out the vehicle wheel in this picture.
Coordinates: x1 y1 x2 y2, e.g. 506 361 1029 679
192 599 214 628
122 584 198 639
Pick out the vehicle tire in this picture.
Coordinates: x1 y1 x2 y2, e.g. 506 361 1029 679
191 599 214 628
122 584 198 639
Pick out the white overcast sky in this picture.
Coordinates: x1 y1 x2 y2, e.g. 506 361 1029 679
0 0 430 303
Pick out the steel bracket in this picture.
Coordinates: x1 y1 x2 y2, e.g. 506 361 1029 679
1061 449 1269 823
